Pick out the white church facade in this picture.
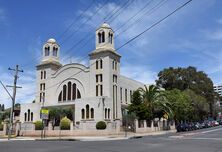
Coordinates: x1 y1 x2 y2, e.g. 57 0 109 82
20 23 145 130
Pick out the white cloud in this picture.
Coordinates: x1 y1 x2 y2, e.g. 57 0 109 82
121 63 157 85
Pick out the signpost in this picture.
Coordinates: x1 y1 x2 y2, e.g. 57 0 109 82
40 109 49 138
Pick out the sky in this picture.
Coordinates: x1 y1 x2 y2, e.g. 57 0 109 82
0 0 222 107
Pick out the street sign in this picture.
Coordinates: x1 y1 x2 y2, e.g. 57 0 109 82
40 109 49 120
163 113 168 119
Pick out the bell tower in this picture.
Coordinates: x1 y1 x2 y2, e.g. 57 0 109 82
36 38 62 105
42 38 60 64
89 23 121 120
96 22 114 51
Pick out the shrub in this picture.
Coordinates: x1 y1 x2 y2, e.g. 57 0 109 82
34 121 43 130
96 121 106 130
60 117 71 130
0 123 3 131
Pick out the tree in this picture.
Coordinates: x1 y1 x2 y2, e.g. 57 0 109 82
138 85 173 120
165 89 193 123
156 66 214 116
128 90 151 120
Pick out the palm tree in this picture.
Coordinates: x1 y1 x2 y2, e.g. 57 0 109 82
138 85 173 120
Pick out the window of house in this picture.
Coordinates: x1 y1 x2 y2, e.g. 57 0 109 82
45 47 50 56
53 47 58 57
63 85 67 101
105 108 107 119
41 71 43 79
100 85 103 96
31 112 33 121
28 109 30 121
96 85 98 96
67 82 72 100
44 71 46 79
90 108 94 119
96 60 98 69
108 108 110 119
24 113 27 122
100 60 103 69
72 83 76 100
81 109 85 119
86 105 89 119
98 33 102 43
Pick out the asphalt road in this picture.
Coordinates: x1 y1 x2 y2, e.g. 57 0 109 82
1 126 222 152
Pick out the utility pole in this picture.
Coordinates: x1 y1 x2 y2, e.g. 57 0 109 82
7 65 23 140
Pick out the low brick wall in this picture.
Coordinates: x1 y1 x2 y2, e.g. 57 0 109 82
20 130 117 137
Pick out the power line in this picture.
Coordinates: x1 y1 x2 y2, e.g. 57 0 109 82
56 0 95 40
15 0 192 102
116 0 192 51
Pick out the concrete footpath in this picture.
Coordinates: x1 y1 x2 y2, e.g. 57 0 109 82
0 130 176 142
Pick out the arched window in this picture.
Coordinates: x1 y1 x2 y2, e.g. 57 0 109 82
102 31 105 43
28 109 30 121
86 105 89 119
105 108 107 119
96 60 98 69
41 71 43 79
90 108 94 119
31 112 33 121
53 46 58 57
67 82 72 100
72 83 76 100
108 32 113 43
44 71 46 79
58 92 62 102
63 85 67 101
45 46 50 56
108 108 110 119
100 59 103 69
77 90 81 99
81 109 85 119
24 113 27 122
98 33 102 43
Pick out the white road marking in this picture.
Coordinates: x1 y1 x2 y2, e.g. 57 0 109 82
201 127 222 134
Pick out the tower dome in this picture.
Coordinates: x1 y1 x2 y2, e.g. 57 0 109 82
47 38 57 43
100 22 111 28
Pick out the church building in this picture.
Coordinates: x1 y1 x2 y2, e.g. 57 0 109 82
20 23 145 130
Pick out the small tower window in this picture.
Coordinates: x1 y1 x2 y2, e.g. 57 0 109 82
96 60 99 69
24 113 27 122
53 46 58 57
28 109 30 121
108 32 113 44
31 112 33 121
45 46 50 56
102 31 105 43
98 33 102 43
100 60 103 69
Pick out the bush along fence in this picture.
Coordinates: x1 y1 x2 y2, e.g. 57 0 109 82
0 118 175 137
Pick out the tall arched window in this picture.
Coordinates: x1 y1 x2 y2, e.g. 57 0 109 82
28 109 30 121
77 90 81 99
72 83 76 100
24 113 27 122
81 109 85 119
58 92 62 102
67 82 72 100
105 108 107 119
31 112 33 121
63 85 67 101
86 105 89 119
98 33 102 43
101 31 105 43
90 108 94 119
